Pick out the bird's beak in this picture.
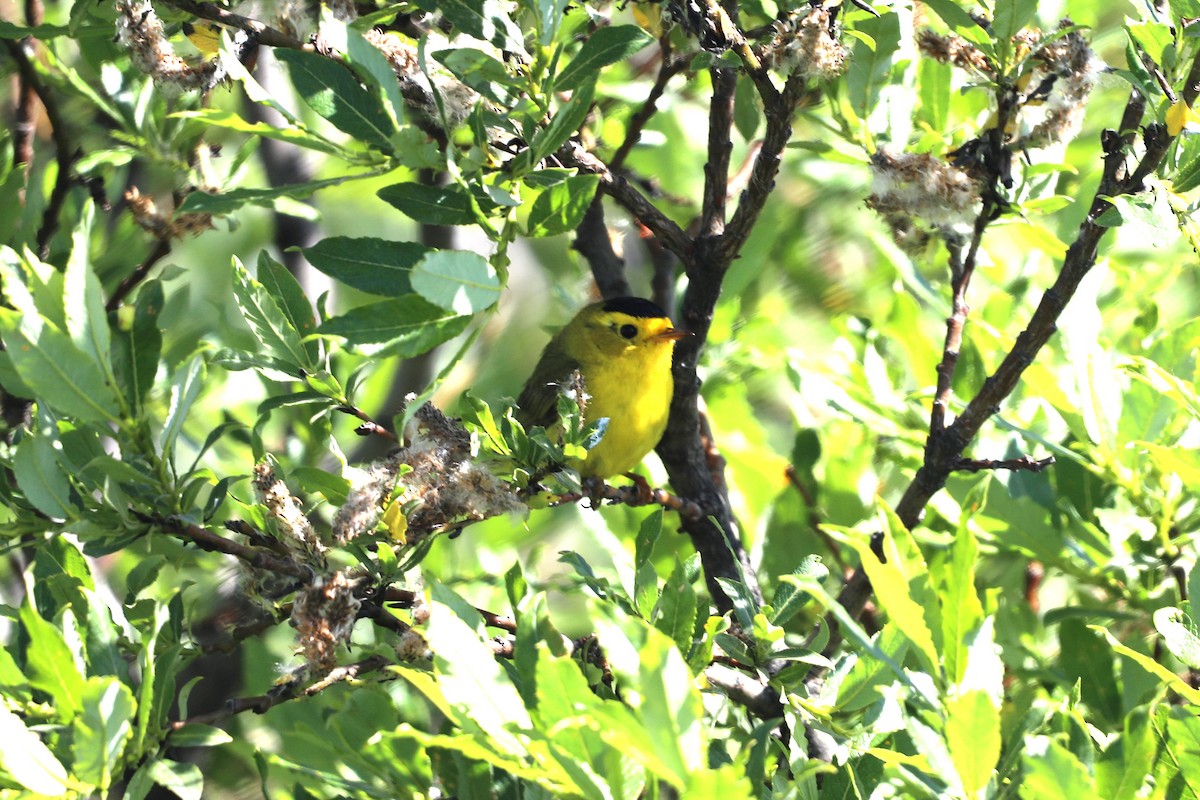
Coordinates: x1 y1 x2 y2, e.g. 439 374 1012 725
654 328 691 342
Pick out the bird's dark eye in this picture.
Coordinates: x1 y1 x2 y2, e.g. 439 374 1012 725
619 324 638 340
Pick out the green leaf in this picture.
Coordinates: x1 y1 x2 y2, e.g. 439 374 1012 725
303 236 429 297
733 75 760 141
527 77 596 169
82 589 128 681
653 557 698 657
634 509 663 573
592 607 703 789
0 705 72 796
344 28 406 129
0 19 70 38
231 258 312 372
945 689 1000 795
1061 620 1122 724
160 357 206 465
178 174 363 215
770 554 828 627
1164 707 1200 795
167 723 234 748
1091 624 1200 705
991 0 1038 65
526 174 600 237
941 502 984 686
377 182 487 226
110 280 163 413
424 583 532 753
1022 738 1097 798
435 48 514 104
21 601 85 720
412 0 526 54
124 556 167 604
0 644 30 703
256 252 319 364
1154 607 1200 669
276 49 396 152
64 202 111 373
318 295 471 355
411 250 501 313
845 508 941 674
1127 20 1174 71
845 13 904 121
147 759 205 800
33 532 92 619
0 309 121 423
172 109 344 157
1173 135 1200 193
73 677 135 791
556 26 654 91
13 427 73 520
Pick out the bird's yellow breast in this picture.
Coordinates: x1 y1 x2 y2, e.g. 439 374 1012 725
572 321 676 478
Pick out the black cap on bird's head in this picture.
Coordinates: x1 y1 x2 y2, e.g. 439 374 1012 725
602 296 670 319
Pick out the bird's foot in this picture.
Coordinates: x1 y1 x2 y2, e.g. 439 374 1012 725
623 472 655 506
581 476 606 509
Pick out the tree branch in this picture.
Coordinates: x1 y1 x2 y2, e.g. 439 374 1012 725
561 142 693 262
167 655 390 730
2 35 76 258
572 199 630 298
106 239 171 311
610 43 688 173
701 66 737 237
144 514 311 580
155 0 305 50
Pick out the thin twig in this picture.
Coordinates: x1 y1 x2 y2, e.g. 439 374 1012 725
704 663 782 719
336 405 399 441
167 655 389 730
106 239 171 311
701 66 737 238
561 142 693 262
954 454 1055 473
784 465 846 572
143 513 311 580
11 0 42 171
610 43 688 173
201 603 293 654
550 480 704 521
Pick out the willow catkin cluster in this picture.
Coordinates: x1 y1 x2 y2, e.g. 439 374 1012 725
124 188 213 240
253 461 324 560
918 19 1101 151
333 402 522 546
290 569 362 675
866 148 982 242
917 30 991 74
764 7 849 81
392 402 524 539
1015 22 1103 149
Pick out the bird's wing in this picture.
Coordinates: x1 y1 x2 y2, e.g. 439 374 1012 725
515 340 581 429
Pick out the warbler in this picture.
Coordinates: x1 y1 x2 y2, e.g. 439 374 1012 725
516 296 688 479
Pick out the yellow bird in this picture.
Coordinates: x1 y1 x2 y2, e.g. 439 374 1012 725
516 297 687 479
182 20 222 59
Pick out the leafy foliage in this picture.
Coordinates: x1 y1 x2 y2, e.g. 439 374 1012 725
1 0 1200 798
